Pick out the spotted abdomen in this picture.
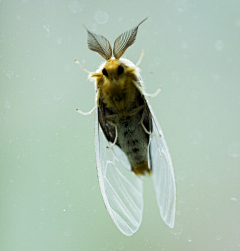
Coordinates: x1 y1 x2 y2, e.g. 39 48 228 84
117 113 151 175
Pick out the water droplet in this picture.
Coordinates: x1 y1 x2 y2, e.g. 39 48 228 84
188 237 192 242
43 25 50 33
210 177 219 185
64 65 71 72
211 73 220 82
64 229 72 236
6 71 14 78
227 142 240 158
177 172 186 181
236 18 240 27
57 37 62 45
174 0 188 13
68 1 82 13
216 235 221 241
205 211 212 219
188 130 202 145
230 197 237 202
204 153 211 160
94 11 109 24
144 235 150 241
169 222 183 239
53 90 63 100
38 222 44 229
4 101 10 109
190 90 200 100
176 210 181 215
177 25 183 33
64 151 73 162
16 14 22 20
214 40 224 51
171 71 179 82
179 197 185 204
91 23 98 32
181 41 188 50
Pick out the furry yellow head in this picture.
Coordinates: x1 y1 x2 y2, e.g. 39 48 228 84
92 59 138 113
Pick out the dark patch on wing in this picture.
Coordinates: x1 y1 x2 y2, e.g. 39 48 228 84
98 98 120 147
136 92 153 141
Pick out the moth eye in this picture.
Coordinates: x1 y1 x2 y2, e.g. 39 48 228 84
118 65 124 75
102 68 108 77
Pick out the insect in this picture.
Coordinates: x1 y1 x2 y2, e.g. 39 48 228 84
76 18 176 236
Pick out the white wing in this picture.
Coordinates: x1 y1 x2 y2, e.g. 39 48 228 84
148 104 176 228
94 110 143 236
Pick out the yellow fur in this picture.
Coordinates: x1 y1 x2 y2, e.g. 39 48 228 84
132 160 151 176
95 59 139 115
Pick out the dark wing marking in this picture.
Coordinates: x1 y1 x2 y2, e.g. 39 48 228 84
85 26 112 60
113 18 147 59
98 98 120 146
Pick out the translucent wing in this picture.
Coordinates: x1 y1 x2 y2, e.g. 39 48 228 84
85 27 112 60
147 102 176 228
113 18 147 59
94 109 143 236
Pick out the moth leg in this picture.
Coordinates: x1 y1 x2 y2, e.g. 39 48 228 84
136 50 145 67
105 114 119 122
127 104 145 116
144 87 162 98
105 105 145 120
139 109 152 135
76 106 96 115
106 121 118 149
75 60 91 74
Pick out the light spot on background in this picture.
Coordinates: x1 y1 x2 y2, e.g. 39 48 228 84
227 142 240 158
94 11 109 24
53 90 63 100
68 1 82 13
169 222 183 239
214 40 224 52
4 101 11 109
188 129 202 145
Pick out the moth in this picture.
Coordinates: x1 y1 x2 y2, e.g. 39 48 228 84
76 18 176 236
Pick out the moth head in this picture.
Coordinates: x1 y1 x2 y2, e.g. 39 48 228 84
100 59 125 80
85 18 147 61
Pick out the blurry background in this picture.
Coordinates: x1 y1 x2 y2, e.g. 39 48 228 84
1 0 240 250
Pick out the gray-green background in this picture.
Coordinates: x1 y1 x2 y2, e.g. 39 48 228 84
1 0 240 250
